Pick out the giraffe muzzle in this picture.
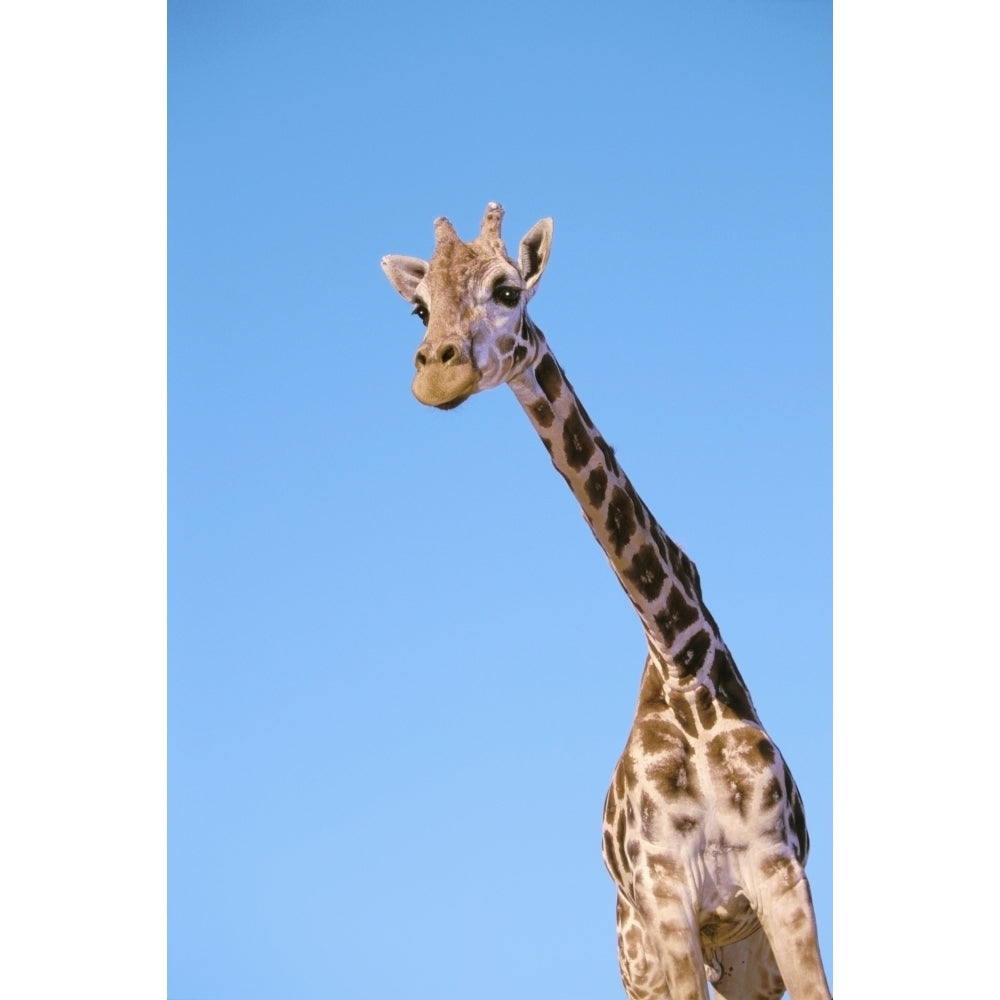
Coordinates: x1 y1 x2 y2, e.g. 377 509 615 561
412 338 479 409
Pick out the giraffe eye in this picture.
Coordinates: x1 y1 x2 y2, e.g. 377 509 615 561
492 286 521 308
411 301 429 326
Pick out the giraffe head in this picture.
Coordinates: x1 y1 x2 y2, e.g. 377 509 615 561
381 202 553 409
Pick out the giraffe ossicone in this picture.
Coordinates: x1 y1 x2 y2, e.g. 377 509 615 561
381 203 832 1000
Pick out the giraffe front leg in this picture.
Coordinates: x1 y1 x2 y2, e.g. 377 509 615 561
753 858 831 1000
616 893 661 1000
615 892 712 1000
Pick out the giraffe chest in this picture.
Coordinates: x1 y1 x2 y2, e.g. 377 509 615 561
601 704 795 929
602 762 763 950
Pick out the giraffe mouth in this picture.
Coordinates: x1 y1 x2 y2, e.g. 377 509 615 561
412 365 479 409
434 394 471 411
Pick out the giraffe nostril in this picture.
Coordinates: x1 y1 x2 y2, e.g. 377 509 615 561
440 345 457 365
415 350 428 369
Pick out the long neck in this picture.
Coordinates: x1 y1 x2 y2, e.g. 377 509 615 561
509 319 751 700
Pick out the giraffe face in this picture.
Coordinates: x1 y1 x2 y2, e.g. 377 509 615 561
381 203 553 409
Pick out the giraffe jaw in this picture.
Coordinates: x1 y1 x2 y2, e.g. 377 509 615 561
412 366 479 409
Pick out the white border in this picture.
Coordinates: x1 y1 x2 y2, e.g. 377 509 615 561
835 2 997 995
0 4 166 998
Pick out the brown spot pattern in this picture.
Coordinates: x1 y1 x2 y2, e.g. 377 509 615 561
712 648 759 722
707 729 778 819
651 524 669 563
624 481 647 529
531 399 554 428
694 686 717 731
614 759 627 800
675 629 711 678
667 692 698 738
701 604 720 637
606 486 637 555
638 721 691 758
603 830 623 884
647 853 683 883
654 586 699 646
624 544 666 601
787 906 808 933
646 755 698 801
759 852 795 884
604 788 618 826
594 434 620 476
635 661 666 710
535 353 563 402
615 808 628 864
585 466 608 506
761 776 783 811
787 764 810 860
562 406 595 470
663 545 701 600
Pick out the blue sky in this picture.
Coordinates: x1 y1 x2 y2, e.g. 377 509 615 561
4 2 999 1000
168 3 831 998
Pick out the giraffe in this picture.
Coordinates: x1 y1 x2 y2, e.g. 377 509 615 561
381 203 831 1000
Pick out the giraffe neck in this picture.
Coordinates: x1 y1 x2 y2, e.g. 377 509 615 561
509 318 757 709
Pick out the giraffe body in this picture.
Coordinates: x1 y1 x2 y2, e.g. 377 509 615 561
381 204 831 1000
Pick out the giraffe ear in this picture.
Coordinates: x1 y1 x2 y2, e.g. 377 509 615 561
518 218 553 290
381 254 427 301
